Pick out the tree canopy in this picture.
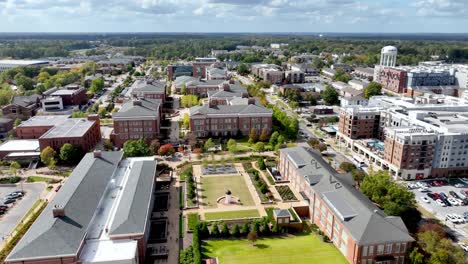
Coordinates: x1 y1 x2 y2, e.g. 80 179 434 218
363 82 382 99
321 85 339 105
123 138 151 157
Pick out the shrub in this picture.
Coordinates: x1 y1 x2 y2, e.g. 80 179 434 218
257 158 266 170
231 224 241 237
210 224 220 237
220 222 230 237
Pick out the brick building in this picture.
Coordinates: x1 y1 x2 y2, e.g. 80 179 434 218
0 118 13 138
378 68 407 94
6 152 158 264
15 115 101 152
279 147 414 264
189 102 272 137
2 94 41 120
111 99 161 148
131 82 166 103
47 86 87 106
338 107 381 140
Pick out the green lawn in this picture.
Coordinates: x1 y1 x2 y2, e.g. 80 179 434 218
202 234 347 264
26 176 53 183
201 175 255 208
204 209 260 221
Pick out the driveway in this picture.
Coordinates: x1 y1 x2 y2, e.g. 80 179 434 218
0 183 45 240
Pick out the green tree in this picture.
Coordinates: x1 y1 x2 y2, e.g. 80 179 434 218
332 68 351 83
277 135 285 145
220 222 230 237
339 162 357 172
14 118 21 127
104 139 114 151
249 128 258 143
59 143 82 164
182 113 190 129
247 231 258 246
89 78 104 94
269 131 279 146
364 82 382 99
9 161 21 176
241 222 250 235
227 139 237 153
15 74 35 91
0 86 15 106
321 85 339 105
98 108 107 118
181 95 199 108
231 224 241 237
253 142 265 153
123 138 151 157
237 63 250 76
257 158 266 170
210 224 220 237
351 169 366 186
40 146 57 168
204 138 215 151
409 248 424 264
259 128 269 142
181 84 187 95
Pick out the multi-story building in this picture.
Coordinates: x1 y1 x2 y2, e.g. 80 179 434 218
0 60 49 73
377 68 407 94
338 107 381 140
285 70 305 84
189 102 272 137
0 118 13 138
353 67 375 80
15 115 101 152
251 64 284 84
2 94 41 120
206 66 228 80
6 151 158 264
173 77 246 98
167 64 193 80
111 99 161 148
43 85 87 106
131 81 166 103
279 147 414 264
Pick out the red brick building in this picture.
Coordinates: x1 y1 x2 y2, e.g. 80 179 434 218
189 102 272 137
378 68 407 94
279 147 414 264
49 86 87 106
111 99 161 148
131 82 166 103
15 115 101 152
338 107 381 140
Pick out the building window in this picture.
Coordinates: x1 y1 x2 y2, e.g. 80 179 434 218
395 243 400 253
369 245 374 256
377 245 384 255
401 243 406 253
362 246 368 257
385 244 392 254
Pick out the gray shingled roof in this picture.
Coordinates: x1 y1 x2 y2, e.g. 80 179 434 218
280 147 414 245
109 160 156 236
173 76 197 88
273 209 291 218
7 151 123 262
11 94 40 108
189 104 272 116
113 99 160 118
133 83 166 93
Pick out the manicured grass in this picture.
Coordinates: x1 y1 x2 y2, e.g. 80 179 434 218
202 234 347 264
26 176 53 183
187 213 199 231
200 175 255 208
204 209 260 221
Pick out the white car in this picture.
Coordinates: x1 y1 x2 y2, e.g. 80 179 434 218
436 199 446 207
420 197 430 203
447 198 459 206
458 243 468 252
446 214 463 224
455 183 465 188
419 187 430 193
454 214 465 223
455 198 465 206
417 182 429 188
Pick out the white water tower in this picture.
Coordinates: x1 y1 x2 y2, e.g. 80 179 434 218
380 46 398 67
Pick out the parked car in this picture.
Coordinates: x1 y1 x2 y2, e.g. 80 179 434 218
55 185 62 192
455 183 465 188
433 193 442 200
3 198 15 205
436 199 446 207
464 212 468 221
420 197 430 203
439 192 448 199
419 187 430 192
450 191 461 199
427 193 437 200
447 198 460 206
446 214 461 224
458 243 468 252
460 190 468 198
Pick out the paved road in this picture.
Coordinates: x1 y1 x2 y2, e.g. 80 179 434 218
0 183 44 240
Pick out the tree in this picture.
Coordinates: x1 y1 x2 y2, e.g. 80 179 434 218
241 222 250 235
417 230 465 264
351 169 366 186
204 138 215 151
0 86 15 106
269 131 279 146
40 146 57 168
9 161 21 176
247 231 258 246
182 113 190 129
409 248 424 264
252 221 261 233
181 95 199 108
199 222 210 239
104 139 114 151
277 135 285 145
339 162 357 172
71 111 87 118
59 144 82 164
332 68 351 83
15 74 35 91
98 108 107 118
315 143 327 153
227 139 237 153
14 118 21 127
210 224 220 237
231 224 241 237
181 84 187 95
321 85 339 105
364 82 382 99
123 138 151 157
253 142 265 153
220 222 230 237
158 143 176 156
149 139 160 154
89 78 104 94
259 128 269 142
249 128 258 143
237 63 250 76
257 158 266 170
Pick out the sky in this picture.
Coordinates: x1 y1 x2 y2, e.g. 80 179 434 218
0 0 466 33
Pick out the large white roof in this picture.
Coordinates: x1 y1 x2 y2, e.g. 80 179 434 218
0 140 40 152
381 46 397 54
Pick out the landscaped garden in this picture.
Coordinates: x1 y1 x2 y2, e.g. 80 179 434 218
244 163 271 203
204 209 260 221
200 175 255 208
275 185 298 201
202 234 347 264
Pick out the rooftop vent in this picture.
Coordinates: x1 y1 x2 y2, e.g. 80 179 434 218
53 205 65 218
133 100 142 106
93 150 102 158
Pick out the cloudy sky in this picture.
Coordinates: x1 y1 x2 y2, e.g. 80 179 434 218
0 0 466 33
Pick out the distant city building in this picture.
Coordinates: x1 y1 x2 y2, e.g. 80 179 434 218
270 43 289 49
251 64 284 84
285 70 305 84
278 147 414 264
6 151 158 264
353 67 375 80
131 80 166 103
2 94 41 120
0 60 49 73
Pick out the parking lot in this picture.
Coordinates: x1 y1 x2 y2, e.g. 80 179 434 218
408 179 468 240
0 183 44 241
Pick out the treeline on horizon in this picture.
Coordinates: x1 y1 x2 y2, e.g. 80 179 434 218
0 34 466 65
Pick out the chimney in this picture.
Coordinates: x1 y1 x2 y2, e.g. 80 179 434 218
248 98 256 105
133 100 142 106
229 79 234 84
94 150 102 158
53 205 65 218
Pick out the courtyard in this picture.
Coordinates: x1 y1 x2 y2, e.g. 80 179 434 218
202 234 347 264
199 174 255 208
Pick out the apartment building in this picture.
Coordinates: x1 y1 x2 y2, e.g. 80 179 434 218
167 64 193 80
2 94 41 120
15 115 101 152
6 152 157 264
285 70 305 84
173 77 246 98
131 81 166 103
278 147 414 264
189 102 272 137
43 85 87 106
111 99 161 148
377 68 407 94
251 64 284 84
206 66 228 80
338 107 381 140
